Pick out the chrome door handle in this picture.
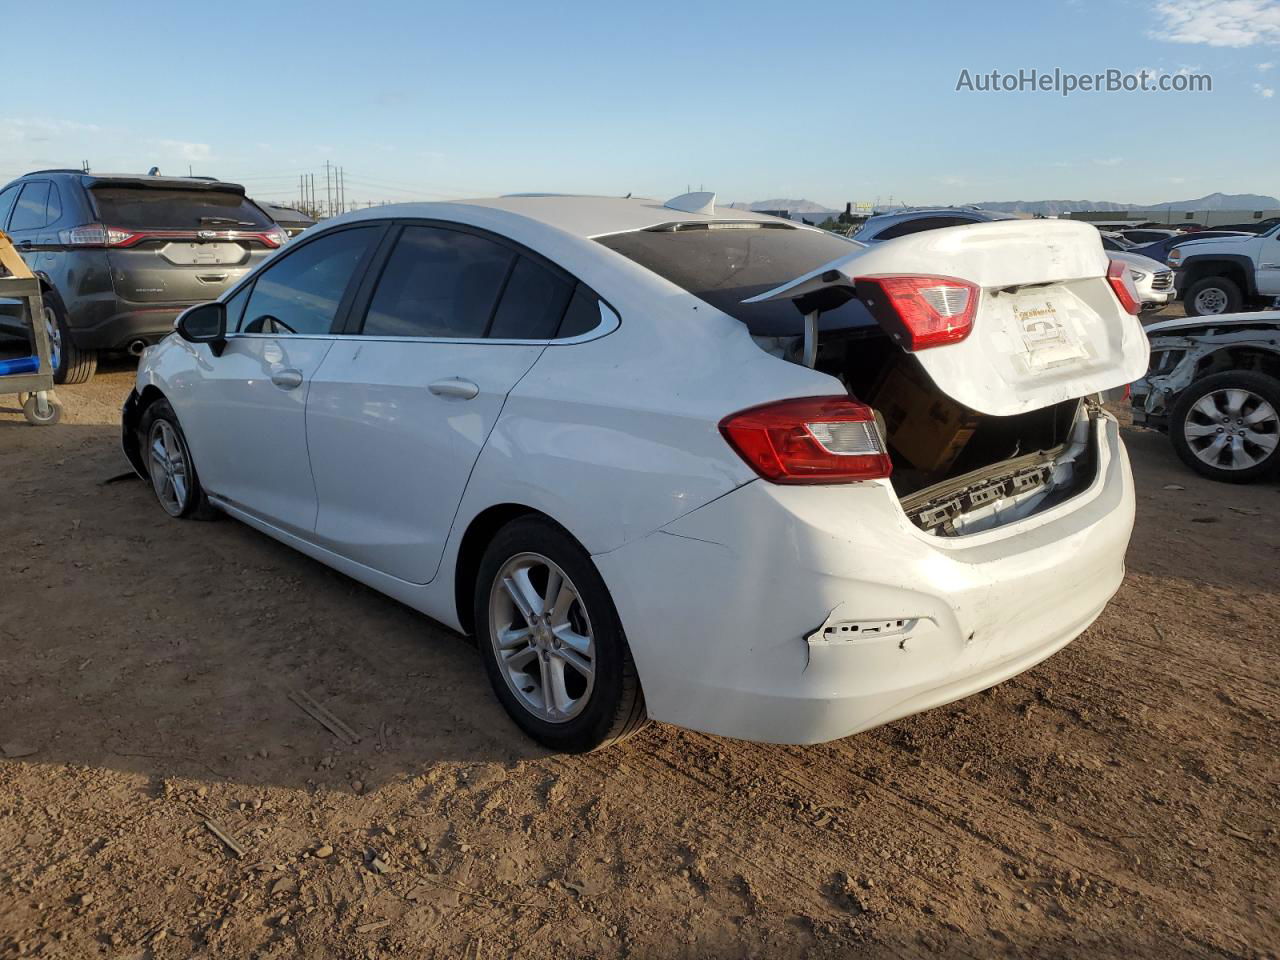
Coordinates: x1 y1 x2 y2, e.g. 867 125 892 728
428 377 479 400
270 368 304 390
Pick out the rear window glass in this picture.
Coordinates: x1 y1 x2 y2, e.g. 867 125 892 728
596 224 875 337
90 187 274 230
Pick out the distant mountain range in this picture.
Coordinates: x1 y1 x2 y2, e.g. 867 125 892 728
729 193 1279 219
975 193 1280 216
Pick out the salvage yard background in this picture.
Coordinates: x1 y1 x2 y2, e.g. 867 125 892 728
0 355 1276 959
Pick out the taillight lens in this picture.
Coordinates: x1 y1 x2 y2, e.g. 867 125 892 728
59 224 138 247
1106 259 1141 315
855 275 977 350
260 227 288 248
719 396 892 484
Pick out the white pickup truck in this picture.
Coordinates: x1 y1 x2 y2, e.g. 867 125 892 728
1170 225 1280 316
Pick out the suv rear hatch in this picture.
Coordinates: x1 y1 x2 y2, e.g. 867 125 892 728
82 178 285 304
598 218 1148 535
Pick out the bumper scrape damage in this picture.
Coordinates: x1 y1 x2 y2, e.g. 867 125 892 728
593 407 1133 745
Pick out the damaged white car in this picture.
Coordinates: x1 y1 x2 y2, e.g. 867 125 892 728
121 194 1148 751
1131 311 1280 482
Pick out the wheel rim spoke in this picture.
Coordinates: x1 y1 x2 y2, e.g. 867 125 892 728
547 656 573 714
1244 428 1278 454
503 645 538 671
1244 401 1277 426
552 623 592 657
1191 395 1220 420
1183 422 1220 439
1224 389 1249 418
554 644 593 679
497 625 531 649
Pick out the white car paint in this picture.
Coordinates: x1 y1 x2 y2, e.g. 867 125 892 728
1109 249 1175 309
130 195 1142 745
750 218 1150 416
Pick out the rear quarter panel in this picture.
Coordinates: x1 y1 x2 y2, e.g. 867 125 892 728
447 261 840 559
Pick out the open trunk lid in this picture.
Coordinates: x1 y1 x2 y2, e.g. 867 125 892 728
746 219 1149 416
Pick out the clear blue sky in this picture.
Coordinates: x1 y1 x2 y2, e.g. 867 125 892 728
2 0 1276 209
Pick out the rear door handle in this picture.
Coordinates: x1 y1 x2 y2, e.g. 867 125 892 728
428 377 479 400
270 368 304 390
16 240 32 249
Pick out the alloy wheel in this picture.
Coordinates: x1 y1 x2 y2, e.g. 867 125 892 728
488 552 596 723
148 419 191 516
1182 388 1280 471
43 305 61 372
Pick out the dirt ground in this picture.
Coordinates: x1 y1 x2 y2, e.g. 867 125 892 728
1 349 1277 959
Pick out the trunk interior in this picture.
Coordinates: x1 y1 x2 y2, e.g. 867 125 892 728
804 328 1099 536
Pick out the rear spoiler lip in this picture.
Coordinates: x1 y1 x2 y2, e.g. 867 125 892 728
83 176 247 195
742 219 1112 307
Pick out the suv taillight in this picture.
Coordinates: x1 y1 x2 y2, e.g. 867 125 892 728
1106 259 1141 315
719 396 892 484
855 275 978 350
59 224 138 247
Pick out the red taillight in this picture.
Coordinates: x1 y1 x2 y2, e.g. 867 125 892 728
855 275 977 350
59 224 138 247
719 396 892 484
58 224 284 248
1106 259 1141 315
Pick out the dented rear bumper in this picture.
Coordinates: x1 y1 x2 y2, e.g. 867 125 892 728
594 413 1133 744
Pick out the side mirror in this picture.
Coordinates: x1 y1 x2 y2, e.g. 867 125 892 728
176 301 227 356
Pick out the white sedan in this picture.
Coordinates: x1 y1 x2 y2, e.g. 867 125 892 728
122 194 1148 751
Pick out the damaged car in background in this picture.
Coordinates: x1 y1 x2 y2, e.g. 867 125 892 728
1131 311 1280 482
122 194 1147 751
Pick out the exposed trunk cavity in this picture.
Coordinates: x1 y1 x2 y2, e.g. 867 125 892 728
762 327 1100 536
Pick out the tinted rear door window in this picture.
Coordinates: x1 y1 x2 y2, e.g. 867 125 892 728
240 227 377 335
557 285 603 338
44 183 62 225
362 226 513 338
10 182 50 231
0 185 18 229
488 256 574 340
90 187 274 230
597 224 874 336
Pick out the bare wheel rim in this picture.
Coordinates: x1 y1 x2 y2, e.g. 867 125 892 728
1193 287 1228 314
1183 387 1280 471
43 305 61 371
148 419 190 516
488 552 596 724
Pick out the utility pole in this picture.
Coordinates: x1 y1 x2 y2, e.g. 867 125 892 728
325 161 332 218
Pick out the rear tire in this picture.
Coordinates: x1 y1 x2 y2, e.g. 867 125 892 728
474 517 648 752
137 398 219 519
43 299 97 385
1170 371 1280 483
1183 276 1242 317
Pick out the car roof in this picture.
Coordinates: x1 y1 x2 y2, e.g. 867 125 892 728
311 194 793 240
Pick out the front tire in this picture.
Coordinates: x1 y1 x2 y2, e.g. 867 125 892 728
1170 371 1280 482
43 299 97 385
137 398 218 519
474 517 648 752
1183 276 1242 317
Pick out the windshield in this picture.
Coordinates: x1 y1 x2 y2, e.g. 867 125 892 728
90 186 274 230
596 223 876 336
